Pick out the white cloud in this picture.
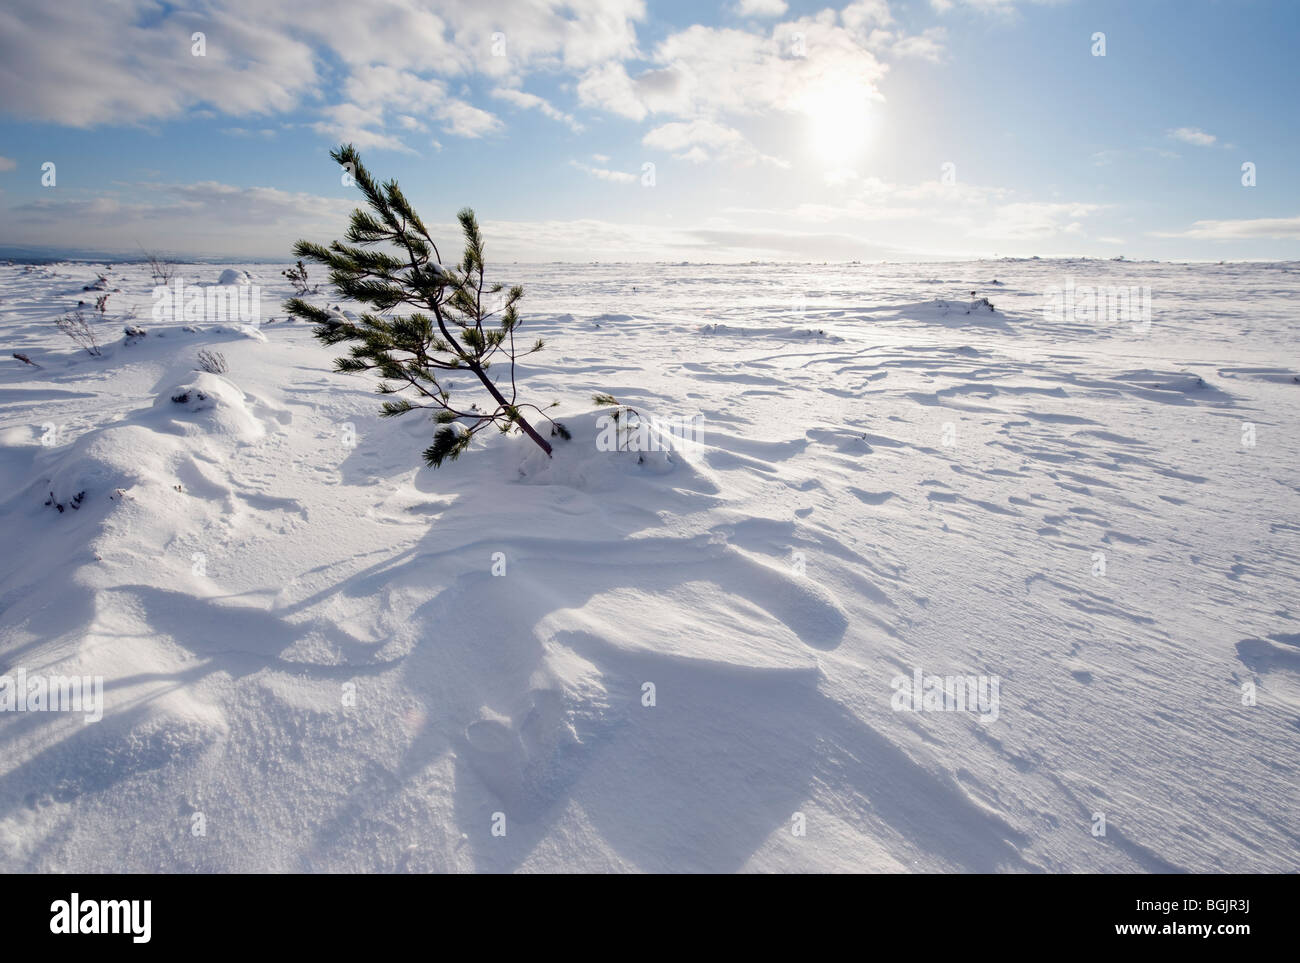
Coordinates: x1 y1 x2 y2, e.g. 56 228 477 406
0 168 1114 261
969 200 1102 239
654 21 887 117
568 160 638 183
586 21 885 120
312 104 417 153
438 100 504 139
577 61 649 120
931 0 1064 12
492 87 583 131
643 121 740 153
578 15 890 166
841 0 894 33
474 216 915 261
1167 127 1217 147
477 212 920 261
890 27 947 62
0 0 944 163
733 0 789 16
0 0 645 150
2 179 355 256
1154 215 1300 240
230 0 646 77
727 176 1101 246
0 1 319 127
313 66 503 149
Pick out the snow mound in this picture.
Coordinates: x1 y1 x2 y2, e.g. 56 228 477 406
40 423 176 516
216 268 254 285
153 372 264 441
34 374 265 522
699 322 842 341
513 408 706 491
932 297 997 316
42 444 123 515
199 322 267 341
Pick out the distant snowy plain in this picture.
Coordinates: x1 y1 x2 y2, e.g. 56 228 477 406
0 258 1296 872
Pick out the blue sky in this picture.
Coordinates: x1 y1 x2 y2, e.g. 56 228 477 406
0 0 1296 261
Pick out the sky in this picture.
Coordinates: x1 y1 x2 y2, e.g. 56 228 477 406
0 0 1296 262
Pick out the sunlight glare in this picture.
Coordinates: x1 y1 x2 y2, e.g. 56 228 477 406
802 80 873 166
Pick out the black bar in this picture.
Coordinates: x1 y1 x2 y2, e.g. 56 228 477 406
1 873 1282 948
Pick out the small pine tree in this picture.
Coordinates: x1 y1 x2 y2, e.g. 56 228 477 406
282 259 315 296
285 145 565 467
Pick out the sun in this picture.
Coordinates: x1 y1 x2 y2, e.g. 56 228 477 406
801 80 874 167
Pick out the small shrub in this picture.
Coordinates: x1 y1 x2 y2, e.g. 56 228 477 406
45 490 86 513
142 249 176 285
55 308 102 356
196 348 228 374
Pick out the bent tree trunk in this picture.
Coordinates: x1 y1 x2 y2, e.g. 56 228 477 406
471 364 553 457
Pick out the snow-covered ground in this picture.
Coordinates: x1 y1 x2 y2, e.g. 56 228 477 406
0 258 1297 872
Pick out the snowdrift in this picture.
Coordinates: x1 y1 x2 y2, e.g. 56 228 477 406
0 258 1297 872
